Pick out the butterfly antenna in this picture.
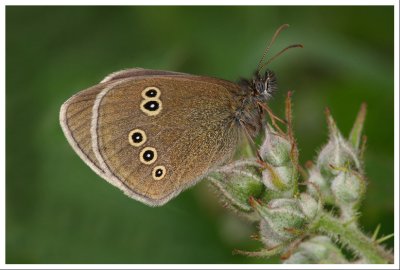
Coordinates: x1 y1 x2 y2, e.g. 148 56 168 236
257 24 290 74
258 44 303 72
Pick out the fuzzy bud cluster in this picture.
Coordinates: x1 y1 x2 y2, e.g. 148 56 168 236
308 109 366 217
259 124 298 199
255 193 319 249
209 161 264 212
207 100 392 264
209 122 299 212
284 236 347 264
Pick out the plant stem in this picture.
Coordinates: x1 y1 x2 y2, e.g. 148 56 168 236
313 211 394 264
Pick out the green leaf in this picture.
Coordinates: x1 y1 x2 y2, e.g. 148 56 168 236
349 103 367 150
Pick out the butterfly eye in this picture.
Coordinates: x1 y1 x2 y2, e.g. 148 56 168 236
139 147 158 165
255 81 265 93
141 87 161 99
140 99 162 116
128 129 147 147
152 165 166 180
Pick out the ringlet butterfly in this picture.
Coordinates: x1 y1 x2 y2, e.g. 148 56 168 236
59 24 302 206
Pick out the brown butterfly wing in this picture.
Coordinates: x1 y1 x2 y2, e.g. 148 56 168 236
60 83 107 177
93 75 242 206
60 69 190 188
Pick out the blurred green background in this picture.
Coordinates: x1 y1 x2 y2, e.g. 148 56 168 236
6 6 394 264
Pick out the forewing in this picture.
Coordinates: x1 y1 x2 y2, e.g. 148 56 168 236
92 75 242 206
59 69 188 185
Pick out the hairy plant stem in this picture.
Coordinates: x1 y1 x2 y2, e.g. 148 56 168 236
312 211 394 264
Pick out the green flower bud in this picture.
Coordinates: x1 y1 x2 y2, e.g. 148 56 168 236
262 165 297 193
307 167 335 204
331 170 366 208
254 197 316 248
209 164 264 212
284 236 347 264
298 193 320 220
317 112 361 180
317 139 360 179
259 125 292 167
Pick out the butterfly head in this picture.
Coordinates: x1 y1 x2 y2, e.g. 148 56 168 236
252 69 277 99
248 23 302 100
